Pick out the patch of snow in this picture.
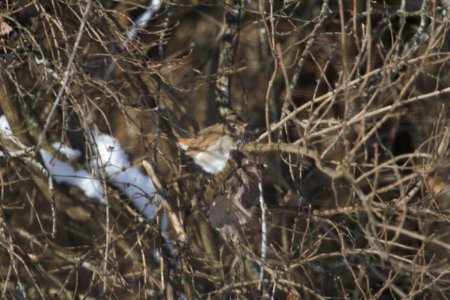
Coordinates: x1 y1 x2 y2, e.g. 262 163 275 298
0 115 12 135
51 142 82 160
0 115 158 219
91 131 157 218
40 149 105 202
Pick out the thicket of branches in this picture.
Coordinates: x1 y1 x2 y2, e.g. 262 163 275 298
1 0 450 299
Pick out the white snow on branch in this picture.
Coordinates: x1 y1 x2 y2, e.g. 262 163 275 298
106 0 163 77
125 0 163 45
91 131 157 218
40 149 105 202
0 115 12 135
0 115 158 219
51 142 82 161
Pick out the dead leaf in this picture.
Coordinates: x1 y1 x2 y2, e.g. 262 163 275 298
208 152 263 242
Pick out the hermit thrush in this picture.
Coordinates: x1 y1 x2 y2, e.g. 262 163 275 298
177 122 247 174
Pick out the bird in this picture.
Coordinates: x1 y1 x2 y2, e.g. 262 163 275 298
176 122 246 174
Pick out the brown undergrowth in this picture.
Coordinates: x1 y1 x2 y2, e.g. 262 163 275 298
0 1 450 299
